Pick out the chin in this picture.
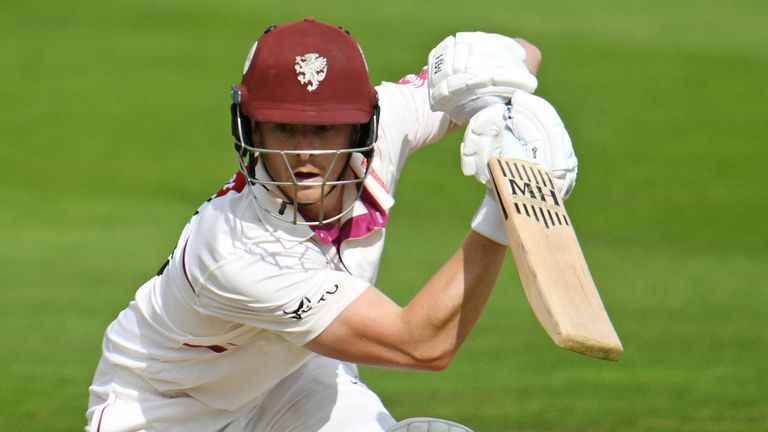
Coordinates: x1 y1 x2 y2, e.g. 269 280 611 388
294 190 323 205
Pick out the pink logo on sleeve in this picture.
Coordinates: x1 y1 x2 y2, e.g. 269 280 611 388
396 67 428 88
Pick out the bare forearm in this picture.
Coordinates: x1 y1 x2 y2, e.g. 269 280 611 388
306 231 506 370
514 38 542 74
401 231 506 368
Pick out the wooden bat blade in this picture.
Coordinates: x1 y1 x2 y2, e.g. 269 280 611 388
489 156 623 361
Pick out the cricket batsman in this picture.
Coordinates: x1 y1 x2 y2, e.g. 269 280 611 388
86 17 578 431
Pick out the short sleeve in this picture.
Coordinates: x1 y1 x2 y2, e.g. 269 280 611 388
193 244 370 347
374 70 452 180
376 68 450 153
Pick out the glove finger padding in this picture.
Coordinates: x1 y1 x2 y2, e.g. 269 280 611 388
505 92 578 199
428 32 538 124
462 103 529 245
462 95 579 245
461 103 529 186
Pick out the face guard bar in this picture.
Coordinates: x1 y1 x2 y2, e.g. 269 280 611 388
230 86 379 226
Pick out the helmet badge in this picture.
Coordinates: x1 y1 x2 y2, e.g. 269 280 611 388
294 53 328 92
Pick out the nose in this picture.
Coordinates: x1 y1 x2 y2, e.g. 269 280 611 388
293 128 322 159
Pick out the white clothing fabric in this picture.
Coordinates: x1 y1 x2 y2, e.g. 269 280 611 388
87 70 450 431
87 354 396 432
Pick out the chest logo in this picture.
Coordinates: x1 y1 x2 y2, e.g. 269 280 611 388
295 53 328 92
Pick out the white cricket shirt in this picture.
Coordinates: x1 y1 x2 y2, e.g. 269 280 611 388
102 70 451 410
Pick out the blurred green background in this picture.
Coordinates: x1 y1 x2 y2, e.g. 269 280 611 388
1 0 766 430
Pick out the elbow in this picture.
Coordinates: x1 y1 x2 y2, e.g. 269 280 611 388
406 344 457 372
424 355 453 372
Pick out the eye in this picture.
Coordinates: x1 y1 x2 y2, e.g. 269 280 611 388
275 123 295 134
314 125 335 133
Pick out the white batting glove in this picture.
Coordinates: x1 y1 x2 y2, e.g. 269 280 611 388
464 95 579 245
461 93 578 199
428 32 538 124
506 91 578 199
461 103 529 186
463 103 529 245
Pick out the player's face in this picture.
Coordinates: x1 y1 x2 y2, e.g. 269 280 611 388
253 122 358 207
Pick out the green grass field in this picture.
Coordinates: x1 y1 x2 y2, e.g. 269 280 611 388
2 0 766 430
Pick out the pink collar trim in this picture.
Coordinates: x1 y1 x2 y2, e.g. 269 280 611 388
311 187 388 247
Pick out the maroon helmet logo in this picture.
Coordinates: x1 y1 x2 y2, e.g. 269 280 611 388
295 53 328 92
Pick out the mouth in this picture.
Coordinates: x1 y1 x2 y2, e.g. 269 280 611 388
292 171 323 183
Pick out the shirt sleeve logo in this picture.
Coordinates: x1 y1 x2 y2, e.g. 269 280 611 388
281 284 341 320
283 296 313 320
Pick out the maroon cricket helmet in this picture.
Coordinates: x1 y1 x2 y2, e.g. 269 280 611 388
237 17 378 125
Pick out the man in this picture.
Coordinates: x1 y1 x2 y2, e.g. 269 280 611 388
86 18 577 431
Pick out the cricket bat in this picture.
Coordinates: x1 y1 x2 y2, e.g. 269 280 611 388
489 156 623 361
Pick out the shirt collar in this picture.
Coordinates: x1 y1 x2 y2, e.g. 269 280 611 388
249 154 394 249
